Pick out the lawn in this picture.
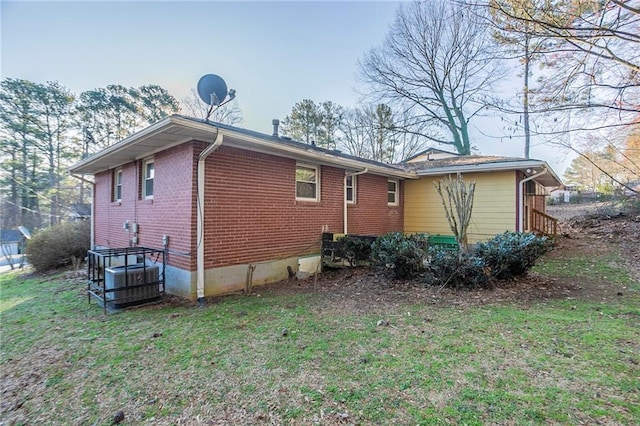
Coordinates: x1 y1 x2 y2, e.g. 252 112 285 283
1 237 639 425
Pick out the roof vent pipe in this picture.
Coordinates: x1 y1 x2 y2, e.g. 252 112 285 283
272 119 280 137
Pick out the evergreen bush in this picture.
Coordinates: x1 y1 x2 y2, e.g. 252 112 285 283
336 235 374 266
424 247 490 289
371 232 429 279
474 231 550 279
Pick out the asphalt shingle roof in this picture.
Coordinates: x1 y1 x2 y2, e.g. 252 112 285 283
400 155 539 172
175 115 409 173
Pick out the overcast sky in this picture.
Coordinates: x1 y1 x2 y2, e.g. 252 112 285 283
1 0 572 174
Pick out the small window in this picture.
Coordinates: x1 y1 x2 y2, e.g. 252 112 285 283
296 164 318 201
113 168 122 202
346 175 356 203
388 179 398 205
143 159 154 199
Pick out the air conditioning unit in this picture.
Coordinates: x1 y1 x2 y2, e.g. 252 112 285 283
105 264 160 307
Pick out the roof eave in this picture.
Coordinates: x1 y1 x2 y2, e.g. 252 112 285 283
414 160 562 187
69 116 416 179
170 117 415 179
69 116 175 174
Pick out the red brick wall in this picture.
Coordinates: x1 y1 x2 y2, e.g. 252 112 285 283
347 174 403 235
93 142 196 271
94 141 404 272
202 146 403 268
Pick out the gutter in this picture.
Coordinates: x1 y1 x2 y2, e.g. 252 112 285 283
343 168 368 234
414 160 560 181
70 173 95 249
518 167 548 232
196 132 223 305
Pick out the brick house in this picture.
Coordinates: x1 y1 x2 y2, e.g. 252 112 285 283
70 115 412 300
70 116 562 301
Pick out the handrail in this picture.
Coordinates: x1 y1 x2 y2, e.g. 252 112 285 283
531 208 558 237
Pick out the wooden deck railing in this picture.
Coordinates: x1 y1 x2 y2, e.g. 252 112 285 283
531 208 558 237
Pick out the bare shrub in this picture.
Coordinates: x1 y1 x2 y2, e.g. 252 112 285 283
25 221 90 272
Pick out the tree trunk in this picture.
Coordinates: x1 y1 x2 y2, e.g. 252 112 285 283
523 33 531 159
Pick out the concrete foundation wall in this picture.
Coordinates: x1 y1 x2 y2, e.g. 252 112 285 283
160 254 322 299
164 265 195 299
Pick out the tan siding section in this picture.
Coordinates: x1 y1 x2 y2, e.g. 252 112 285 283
404 171 517 243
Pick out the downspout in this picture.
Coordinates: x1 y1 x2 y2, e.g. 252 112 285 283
71 173 95 249
343 168 368 234
196 132 223 305
518 167 547 232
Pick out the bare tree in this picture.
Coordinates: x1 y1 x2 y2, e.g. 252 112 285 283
338 107 370 159
360 0 502 155
181 89 242 126
563 125 640 194
338 104 429 163
487 0 639 123
489 0 552 158
434 173 476 257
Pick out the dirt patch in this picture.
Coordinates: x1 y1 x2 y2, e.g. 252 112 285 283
562 207 640 279
0 347 67 423
258 261 624 315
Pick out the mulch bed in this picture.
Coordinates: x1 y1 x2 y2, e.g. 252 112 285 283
253 213 639 312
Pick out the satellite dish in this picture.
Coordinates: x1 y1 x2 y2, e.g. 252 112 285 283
197 74 228 106
18 226 31 240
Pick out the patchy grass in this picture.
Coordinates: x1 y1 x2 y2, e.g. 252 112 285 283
1 250 639 425
534 252 637 286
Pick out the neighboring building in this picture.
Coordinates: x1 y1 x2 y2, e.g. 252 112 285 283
402 152 562 243
403 147 464 162
549 186 579 203
1 229 23 256
69 115 562 300
69 203 92 221
622 181 640 197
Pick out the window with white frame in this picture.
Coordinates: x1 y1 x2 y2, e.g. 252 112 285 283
113 168 122 202
296 164 319 201
346 175 356 203
387 179 398 205
143 158 154 199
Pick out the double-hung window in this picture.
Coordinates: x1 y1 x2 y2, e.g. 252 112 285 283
388 179 398 206
296 164 319 201
346 175 356 203
143 158 154 199
113 168 122 202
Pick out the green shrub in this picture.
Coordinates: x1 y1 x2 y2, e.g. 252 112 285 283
371 232 429 279
474 231 550 279
424 247 490 289
336 235 374 266
25 221 91 272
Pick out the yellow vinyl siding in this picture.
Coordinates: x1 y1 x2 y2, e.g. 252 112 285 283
404 171 517 243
